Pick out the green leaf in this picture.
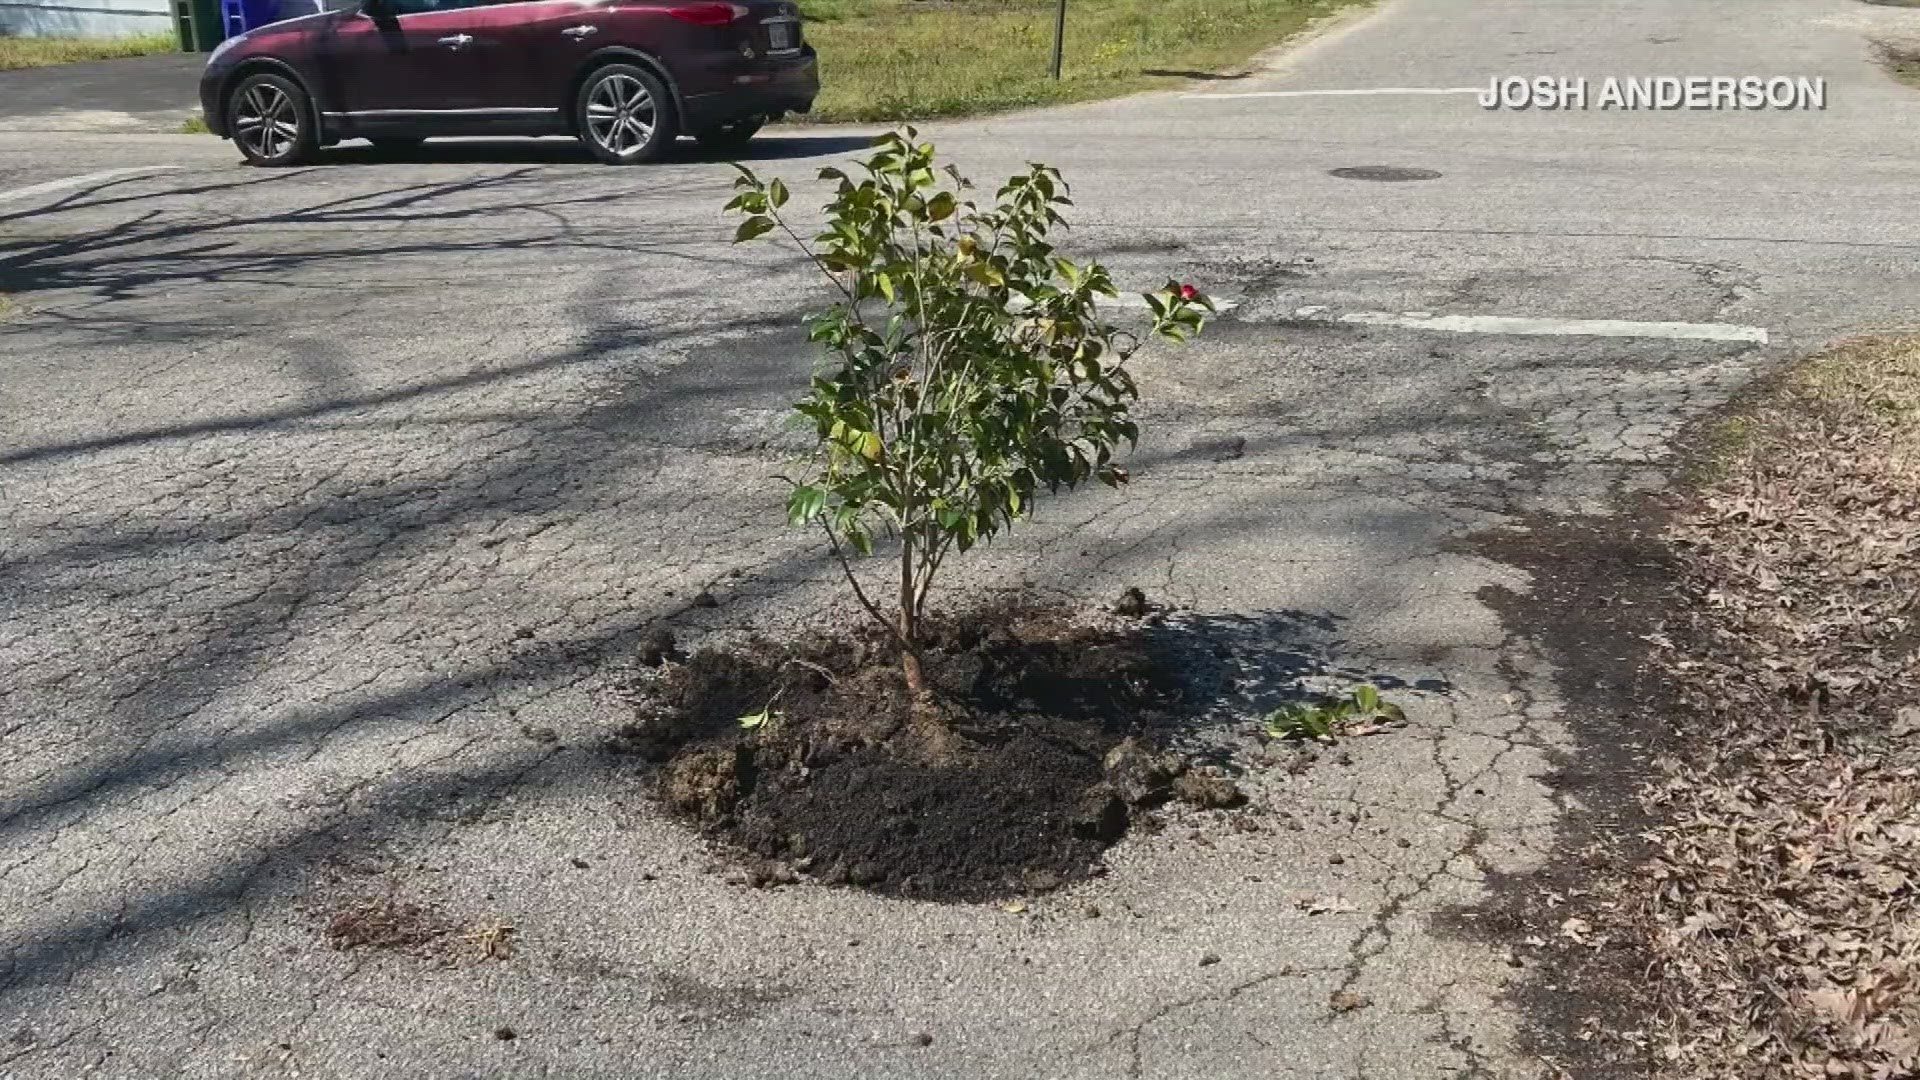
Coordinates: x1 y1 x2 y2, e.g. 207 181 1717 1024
787 485 826 525
1352 684 1380 714
767 177 789 209
739 708 771 730
733 216 775 243
1265 703 1336 743
965 262 1005 287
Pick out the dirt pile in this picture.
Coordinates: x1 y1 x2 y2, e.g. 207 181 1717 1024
609 604 1244 902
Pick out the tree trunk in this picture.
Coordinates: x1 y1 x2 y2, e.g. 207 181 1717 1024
899 533 925 695
900 641 925 696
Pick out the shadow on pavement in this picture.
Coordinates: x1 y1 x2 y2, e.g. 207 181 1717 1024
306 132 877 167
1142 609 1449 771
1141 69 1251 81
0 167 810 438
0 152 1465 1030
0 596 1426 1004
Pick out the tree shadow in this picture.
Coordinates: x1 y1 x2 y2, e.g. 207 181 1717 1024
1140 609 1451 771
1142 69 1251 81
0 165 814 387
677 132 881 163
0 148 1615 1046
306 132 878 168
0 287 847 860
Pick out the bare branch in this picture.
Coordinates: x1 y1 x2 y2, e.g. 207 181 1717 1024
781 657 839 686
821 520 908 649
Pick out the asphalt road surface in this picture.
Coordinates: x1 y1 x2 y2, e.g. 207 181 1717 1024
3 0 1918 1076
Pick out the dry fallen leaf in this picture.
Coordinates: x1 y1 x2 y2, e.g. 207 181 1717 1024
1329 990 1372 1014
464 920 516 961
1290 893 1360 916
1631 336 1920 1080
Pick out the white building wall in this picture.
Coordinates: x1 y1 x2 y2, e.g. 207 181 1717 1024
0 0 174 38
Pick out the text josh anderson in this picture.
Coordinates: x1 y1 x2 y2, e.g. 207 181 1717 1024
1480 75 1828 110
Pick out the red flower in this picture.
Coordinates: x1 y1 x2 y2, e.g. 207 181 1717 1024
1178 283 1199 301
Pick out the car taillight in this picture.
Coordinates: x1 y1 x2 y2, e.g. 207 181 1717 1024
664 2 745 25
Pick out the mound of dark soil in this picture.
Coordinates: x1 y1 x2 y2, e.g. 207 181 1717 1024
608 605 1242 902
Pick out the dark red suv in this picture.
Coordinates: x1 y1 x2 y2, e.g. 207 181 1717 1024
198 0 818 165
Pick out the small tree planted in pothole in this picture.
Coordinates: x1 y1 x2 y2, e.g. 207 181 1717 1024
727 129 1211 694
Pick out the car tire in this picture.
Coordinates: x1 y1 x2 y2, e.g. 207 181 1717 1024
696 117 764 152
575 63 677 165
227 72 319 167
367 137 424 156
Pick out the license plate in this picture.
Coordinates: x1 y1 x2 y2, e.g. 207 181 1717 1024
766 20 795 51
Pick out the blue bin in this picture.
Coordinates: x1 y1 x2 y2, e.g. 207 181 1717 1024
220 0 327 37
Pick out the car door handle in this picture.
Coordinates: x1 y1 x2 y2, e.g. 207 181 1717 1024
437 33 473 48
561 24 597 38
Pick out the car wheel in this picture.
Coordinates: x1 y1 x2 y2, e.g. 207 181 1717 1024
575 64 676 165
367 137 424 156
227 73 319 167
696 118 764 152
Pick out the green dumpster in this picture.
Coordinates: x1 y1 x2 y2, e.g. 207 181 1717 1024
175 0 225 51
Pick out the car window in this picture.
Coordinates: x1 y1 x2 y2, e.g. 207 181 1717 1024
379 0 483 15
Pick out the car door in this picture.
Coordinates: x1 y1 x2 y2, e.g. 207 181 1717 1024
467 0 606 111
311 0 500 116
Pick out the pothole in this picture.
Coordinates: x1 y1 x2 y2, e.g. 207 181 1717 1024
1328 166 1443 182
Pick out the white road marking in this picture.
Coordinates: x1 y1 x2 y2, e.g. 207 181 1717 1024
1182 86 1486 100
1300 308 1770 345
0 166 183 208
1100 294 1242 314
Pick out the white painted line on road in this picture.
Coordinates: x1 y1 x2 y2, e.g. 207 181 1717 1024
1100 294 1242 314
1300 308 1769 345
1182 86 1486 100
0 166 183 208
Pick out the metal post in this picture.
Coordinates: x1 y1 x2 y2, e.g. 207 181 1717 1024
1050 0 1066 80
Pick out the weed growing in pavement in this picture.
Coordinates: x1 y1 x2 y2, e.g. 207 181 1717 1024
1264 684 1406 743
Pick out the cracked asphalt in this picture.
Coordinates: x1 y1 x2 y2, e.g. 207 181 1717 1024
3 0 1919 1076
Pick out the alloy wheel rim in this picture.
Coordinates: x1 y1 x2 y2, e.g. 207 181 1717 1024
233 83 298 160
585 74 655 156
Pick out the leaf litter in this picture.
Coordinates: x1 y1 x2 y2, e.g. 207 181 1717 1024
1641 336 1920 1078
